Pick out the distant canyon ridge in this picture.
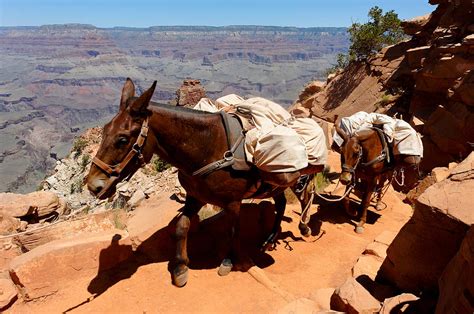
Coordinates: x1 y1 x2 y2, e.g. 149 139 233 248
0 24 348 193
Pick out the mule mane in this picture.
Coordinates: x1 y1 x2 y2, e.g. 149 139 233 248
147 100 214 116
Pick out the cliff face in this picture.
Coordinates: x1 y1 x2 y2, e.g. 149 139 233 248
0 25 349 192
291 0 474 172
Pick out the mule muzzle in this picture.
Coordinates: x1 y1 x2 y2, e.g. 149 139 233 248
340 171 352 185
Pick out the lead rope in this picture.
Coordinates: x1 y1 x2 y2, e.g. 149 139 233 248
314 181 355 202
393 167 405 186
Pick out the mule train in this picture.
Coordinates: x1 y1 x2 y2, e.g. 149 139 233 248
86 79 422 286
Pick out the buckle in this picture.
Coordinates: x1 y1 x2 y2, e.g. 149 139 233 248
223 151 234 161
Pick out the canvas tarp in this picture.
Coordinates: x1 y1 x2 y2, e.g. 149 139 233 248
333 111 423 157
194 95 328 172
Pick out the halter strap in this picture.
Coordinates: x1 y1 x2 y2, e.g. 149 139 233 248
92 117 149 198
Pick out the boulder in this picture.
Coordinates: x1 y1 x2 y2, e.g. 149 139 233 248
374 231 397 246
380 293 419 314
176 79 206 107
435 225 474 314
278 298 316 314
0 278 17 310
0 191 64 218
0 214 21 236
363 241 388 259
424 106 469 156
378 153 474 293
9 232 131 300
352 255 383 281
401 14 430 35
330 277 381 313
310 288 335 311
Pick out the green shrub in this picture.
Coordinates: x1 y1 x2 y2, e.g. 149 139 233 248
348 6 405 61
72 137 88 156
326 6 405 74
80 154 90 171
152 155 171 173
70 177 83 194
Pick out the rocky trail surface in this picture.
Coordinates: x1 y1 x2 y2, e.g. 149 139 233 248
7 155 413 313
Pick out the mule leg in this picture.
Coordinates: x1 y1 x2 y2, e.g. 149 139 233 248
261 192 286 251
290 174 315 237
375 174 386 211
172 196 204 287
343 185 357 217
218 201 254 276
356 181 375 234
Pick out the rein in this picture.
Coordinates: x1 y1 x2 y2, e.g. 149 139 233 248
92 117 149 198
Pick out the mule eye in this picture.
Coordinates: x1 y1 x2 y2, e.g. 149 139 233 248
116 137 129 146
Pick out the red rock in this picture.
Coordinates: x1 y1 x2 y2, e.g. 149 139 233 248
330 277 381 313
310 288 335 311
435 225 474 314
9 232 131 300
0 214 21 236
176 79 206 107
378 153 474 294
431 167 450 183
352 255 383 281
374 231 397 246
380 293 419 314
0 191 64 218
424 106 469 156
401 14 430 35
278 298 316 314
363 241 388 259
0 278 17 310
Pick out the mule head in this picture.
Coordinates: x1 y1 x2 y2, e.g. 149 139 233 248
339 136 362 185
86 78 157 199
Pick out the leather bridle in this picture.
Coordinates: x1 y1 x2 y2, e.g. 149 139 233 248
92 118 149 199
341 130 388 179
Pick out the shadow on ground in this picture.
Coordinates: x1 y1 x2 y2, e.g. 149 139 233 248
64 193 381 312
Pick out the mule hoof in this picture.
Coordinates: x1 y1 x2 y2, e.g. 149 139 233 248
376 203 385 211
355 226 365 234
217 258 233 276
172 266 189 287
299 224 312 237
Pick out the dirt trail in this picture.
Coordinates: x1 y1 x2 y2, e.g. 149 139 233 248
10 181 412 313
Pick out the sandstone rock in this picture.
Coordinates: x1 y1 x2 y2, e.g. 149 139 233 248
380 293 419 314
424 106 469 156
298 81 325 103
128 189 146 209
363 241 387 259
278 298 316 314
431 167 450 183
401 14 430 35
374 231 397 246
176 79 206 107
0 191 63 218
378 153 474 293
330 277 381 313
435 225 474 314
0 214 21 236
0 278 17 310
9 232 131 300
310 288 335 311
352 255 383 281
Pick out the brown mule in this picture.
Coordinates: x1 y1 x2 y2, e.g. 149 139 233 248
335 123 392 234
86 79 324 287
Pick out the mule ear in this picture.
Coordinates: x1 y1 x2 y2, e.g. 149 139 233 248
129 81 157 116
334 115 349 142
120 78 135 111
